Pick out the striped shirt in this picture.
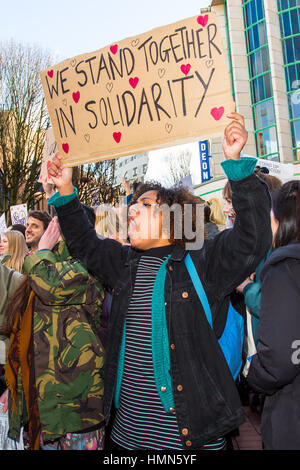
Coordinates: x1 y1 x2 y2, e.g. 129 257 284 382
111 246 225 450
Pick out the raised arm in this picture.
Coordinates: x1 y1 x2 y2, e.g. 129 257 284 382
200 113 272 296
24 218 105 308
47 161 127 289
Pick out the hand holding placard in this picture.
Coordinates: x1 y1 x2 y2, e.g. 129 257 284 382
40 13 235 167
223 113 248 160
48 154 73 195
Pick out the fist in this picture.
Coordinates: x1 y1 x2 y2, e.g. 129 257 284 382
223 112 248 160
48 153 74 195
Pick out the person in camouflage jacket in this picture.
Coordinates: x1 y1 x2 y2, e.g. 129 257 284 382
4 218 106 449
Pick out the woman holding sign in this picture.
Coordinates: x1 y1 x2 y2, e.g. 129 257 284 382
47 113 272 450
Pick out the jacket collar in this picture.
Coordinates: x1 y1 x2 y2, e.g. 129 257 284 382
124 243 186 266
261 241 300 278
170 245 186 262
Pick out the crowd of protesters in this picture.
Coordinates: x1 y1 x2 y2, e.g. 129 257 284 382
0 112 299 451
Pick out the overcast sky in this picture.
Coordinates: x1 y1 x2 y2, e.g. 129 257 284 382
2 0 211 61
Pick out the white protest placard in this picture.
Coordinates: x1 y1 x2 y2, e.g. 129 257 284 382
40 13 235 167
176 174 194 193
10 204 27 226
0 214 7 235
256 158 294 183
39 128 57 184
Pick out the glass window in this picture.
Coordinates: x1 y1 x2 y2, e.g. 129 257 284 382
261 47 269 74
291 9 300 34
245 3 252 26
291 119 300 147
251 74 271 102
288 64 297 90
248 28 255 51
285 66 290 90
256 130 265 156
252 24 259 49
251 0 257 24
251 78 258 102
294 35 300 61
256 0 264 20
264 74 272 98
285 37 295 62
249 52 257 76
281 0 289 9
256 50 263 75
266 126 278 155
288 91 300 119
294 148 300 159
256 127 278 156
253 48 269 75
258 76 265 100
249 49 269 77
282 11 292 36
258 21 267 45
254 100 276 128
251 77 262 102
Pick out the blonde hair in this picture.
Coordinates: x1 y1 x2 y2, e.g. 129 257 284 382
208 197 226 226
94 205 119 239
2 230 27 273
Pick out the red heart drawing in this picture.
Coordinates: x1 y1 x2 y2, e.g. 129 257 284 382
110 44 118 55
197 14 209 27
47 70 54 78
210 106 225 121
72 91 80 103
129 77 139 89
113 132 122 143
180 64 191 76
62 143 69 154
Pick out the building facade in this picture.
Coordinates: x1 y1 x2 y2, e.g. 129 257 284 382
113 152 149 187
207 0 300 178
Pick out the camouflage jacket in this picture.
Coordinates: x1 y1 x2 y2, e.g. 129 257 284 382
23 241 105 442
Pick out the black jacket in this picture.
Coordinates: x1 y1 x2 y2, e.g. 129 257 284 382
55 173 272 449
247 242 300 450
205 222 220 240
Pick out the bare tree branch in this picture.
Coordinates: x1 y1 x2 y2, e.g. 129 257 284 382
0 40 53 220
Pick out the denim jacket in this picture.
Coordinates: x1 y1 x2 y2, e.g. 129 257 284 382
51 160 272 449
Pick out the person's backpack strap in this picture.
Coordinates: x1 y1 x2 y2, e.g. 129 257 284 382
185 252 244 380
184 253 213 328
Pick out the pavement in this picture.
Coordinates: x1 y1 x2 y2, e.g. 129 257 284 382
232 406 262 450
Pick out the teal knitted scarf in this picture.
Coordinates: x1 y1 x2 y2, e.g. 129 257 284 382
114 255 174 413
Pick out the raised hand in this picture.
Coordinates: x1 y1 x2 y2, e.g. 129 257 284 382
38 217 62 251
48 153 74 195
223 112 248 160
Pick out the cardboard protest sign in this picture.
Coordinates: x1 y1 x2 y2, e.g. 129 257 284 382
39 128 57 184
10 204 27 226
40 13 235 167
